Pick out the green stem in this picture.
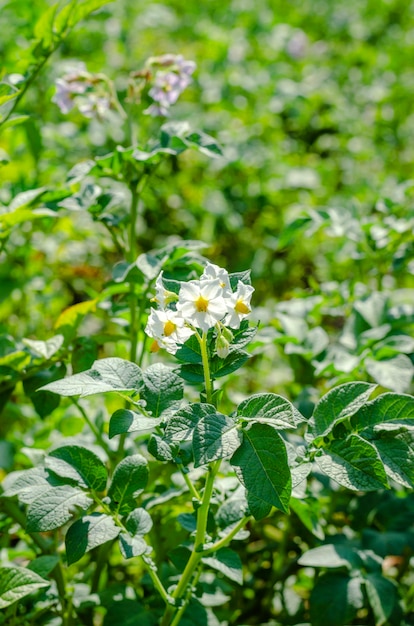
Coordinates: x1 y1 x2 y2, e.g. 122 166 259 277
71 398 110 456
197 331 213 404
180 467 201 502
203 515 251 555
159 460 221 626
169 567 202 626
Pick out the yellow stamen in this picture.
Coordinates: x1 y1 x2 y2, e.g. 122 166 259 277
195 295 209 312
150 340 161 352
235 299 250 315
163 320 176 336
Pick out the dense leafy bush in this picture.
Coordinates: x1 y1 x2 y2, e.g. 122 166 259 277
1 0 413 625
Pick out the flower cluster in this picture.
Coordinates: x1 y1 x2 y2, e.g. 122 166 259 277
143 54 196 117
145 263 254 355
52 63 112 120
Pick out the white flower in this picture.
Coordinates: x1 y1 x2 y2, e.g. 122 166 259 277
225 281 254 329
151 272 178 308
200 263 231 295
145 309 194 354
176 279 228 332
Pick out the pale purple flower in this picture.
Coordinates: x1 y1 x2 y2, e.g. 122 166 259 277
52 75 89 113
144 54 196 117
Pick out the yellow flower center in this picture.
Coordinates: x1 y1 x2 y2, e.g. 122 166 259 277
195 295 209 313
235 299 250 315
163 320 176 336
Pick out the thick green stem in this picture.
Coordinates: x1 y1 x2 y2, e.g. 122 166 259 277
159 460 221 626
197 331 213 404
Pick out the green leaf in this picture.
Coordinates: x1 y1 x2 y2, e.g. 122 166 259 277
119 533 148 559
40 357 143 397
290 498 325 540
202 548 243 584
27 555 60 578
210 350 249 379
65 513 120 565
68 0 113 26
164 403 216 442
369 430 414 488
309 573 363 626
231 423 291 519
147 434 179 462
141 363 183 417
175 334 202 364
365 355 414 393
315 434 389 491
22 335 64 359
108 455 148 514
298 544 364 569
236 393 305 429
2 467 52 504
365 574 397 626
193 413 242 467
352 392 414 431
125 508 153 536
109 409 161 439
0 566 49 609
46 445 107 491
27 486 93 532
33 3 57 48
309 382 376 439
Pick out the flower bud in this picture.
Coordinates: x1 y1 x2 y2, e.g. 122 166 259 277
216 334 230 359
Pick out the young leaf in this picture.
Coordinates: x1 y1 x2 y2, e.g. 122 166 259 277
290 498 325 540
27 486 93 532
109 409 161 439
315 435 389 491
107 455 148 513
0 566 49 609
46 445 107 491
147 434 179 462
231 423 291 519
309 382 376 439
65 513 121 565
236 393 305 429
125 508 153 536
193 413 242 467
119 533 148 559
141 363 183 417
40 358 142 397
202 548 243 584
164 403 217 442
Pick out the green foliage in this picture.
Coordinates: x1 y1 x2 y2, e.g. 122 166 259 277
1 0 414 624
